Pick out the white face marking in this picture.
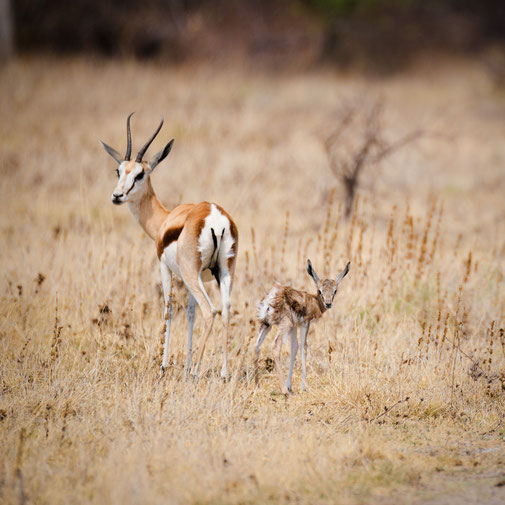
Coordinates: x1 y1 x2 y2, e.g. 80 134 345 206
111 162 146 205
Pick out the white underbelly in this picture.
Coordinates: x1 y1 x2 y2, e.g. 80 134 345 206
160 242 181 278
160 242 214 283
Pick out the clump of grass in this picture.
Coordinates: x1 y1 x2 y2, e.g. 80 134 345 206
414 198 438 284
49 295 63 366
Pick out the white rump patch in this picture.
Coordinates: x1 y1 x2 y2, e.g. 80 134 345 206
198 204 235 271
257 286 278 323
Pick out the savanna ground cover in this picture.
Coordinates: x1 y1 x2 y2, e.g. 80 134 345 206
1 56 505 504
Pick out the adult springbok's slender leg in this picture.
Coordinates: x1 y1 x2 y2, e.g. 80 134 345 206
184 294 197 375
218 268 233 378
160 262 173 373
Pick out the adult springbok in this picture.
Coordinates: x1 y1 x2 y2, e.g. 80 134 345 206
100 114 238 378
255 259 350 394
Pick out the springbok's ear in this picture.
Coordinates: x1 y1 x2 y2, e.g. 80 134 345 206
336 261 350 285
99 140 123 165
306 259 319 285
148 139 174 173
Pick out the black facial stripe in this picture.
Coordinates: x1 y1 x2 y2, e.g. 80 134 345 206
124 172 145 195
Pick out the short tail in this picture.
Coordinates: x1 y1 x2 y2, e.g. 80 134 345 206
210 227 225 286
256 300 270 326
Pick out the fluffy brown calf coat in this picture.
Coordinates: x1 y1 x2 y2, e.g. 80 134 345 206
255 260 350 394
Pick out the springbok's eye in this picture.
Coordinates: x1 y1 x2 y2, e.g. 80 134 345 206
135 171 145 182
318 289 322 296
115 169 120 178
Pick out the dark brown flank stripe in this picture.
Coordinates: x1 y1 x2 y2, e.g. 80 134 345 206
156 225 184 259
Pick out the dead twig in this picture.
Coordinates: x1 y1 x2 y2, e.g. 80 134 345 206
323 99 424 219
366 396 410 424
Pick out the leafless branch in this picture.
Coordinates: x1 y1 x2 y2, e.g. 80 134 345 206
323 99 423 219
370 128 425 163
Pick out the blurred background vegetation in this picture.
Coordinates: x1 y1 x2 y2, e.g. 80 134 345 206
2 0 505 72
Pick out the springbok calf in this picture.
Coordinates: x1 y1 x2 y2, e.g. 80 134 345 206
255 259 350 394
100 114 238 378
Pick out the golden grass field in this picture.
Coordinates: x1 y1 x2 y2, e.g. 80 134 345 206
1 56 505 504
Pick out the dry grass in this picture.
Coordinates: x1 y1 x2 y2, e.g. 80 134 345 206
1 56 505 505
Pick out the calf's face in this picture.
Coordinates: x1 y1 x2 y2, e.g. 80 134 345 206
306 259 350 309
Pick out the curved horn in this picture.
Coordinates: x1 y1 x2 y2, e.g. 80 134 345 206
125 112 135 161
136 117 164 162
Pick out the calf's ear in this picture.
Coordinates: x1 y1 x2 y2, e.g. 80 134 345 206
306 259 319 285
336 261 350 285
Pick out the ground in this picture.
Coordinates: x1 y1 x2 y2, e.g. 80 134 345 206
0 56 504 504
